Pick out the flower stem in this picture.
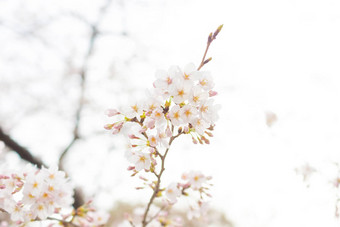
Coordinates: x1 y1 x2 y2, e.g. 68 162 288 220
197 24 223 71
141 131 182 227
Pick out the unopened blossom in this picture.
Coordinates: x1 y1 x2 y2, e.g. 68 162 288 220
105 109 120 117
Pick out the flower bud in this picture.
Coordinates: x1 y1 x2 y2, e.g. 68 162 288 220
205 131 213 137
209 90 218 97
127 166 135 171
105 109 120 117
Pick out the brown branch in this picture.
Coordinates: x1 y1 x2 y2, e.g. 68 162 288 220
142 132 182 227
197 24 223 71
0 127 83 209
0 127 44 168
58 0 113 171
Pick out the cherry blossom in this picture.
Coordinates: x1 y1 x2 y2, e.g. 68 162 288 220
165 183 181 203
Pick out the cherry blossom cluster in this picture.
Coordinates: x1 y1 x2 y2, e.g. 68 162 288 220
105 63 220 172
121 206 182 227
104 62 219 226
166 171 212 220
118 171 212 226
0 165 110 226
72 200 110 226
0 164 74 225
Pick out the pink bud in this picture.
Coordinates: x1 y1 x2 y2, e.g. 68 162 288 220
112 122 124 134
128 134 140 139
127 166 135 171
209 90 218 97
139 127 147 133
184 126 189 133
16 181 23 187
86 216 94 222
146 118 155 129
104 124 114 130
152 158 157 166
182 183 191 189
105 109 120 117
205 131 213 137
0 185 5 189
165 126 172 137
139 176 148 181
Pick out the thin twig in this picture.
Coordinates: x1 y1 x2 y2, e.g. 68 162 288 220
141 132 182 227
197 24 223 71
58 0 113 171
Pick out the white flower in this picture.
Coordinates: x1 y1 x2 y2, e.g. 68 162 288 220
122 101 144 119
188 171 206 190
199 99 220 124
165 183 181 203
40 165 66 186
197 71 214 91
169 105 182 126
170 82 191 104
156 128 170 149
143 93 162 113
178 63 199 86
180 105 198 124
191 117 210 135
32 202 49 220
153 66 181 95
187 202 209 220
188 86 209 106
89 211 110 226
5 200 25 222
148 135 158 147
23 173 44 197
151 107 166 126
130 151 151 171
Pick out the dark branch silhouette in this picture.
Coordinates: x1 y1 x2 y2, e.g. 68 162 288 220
0 127 44 168
0 127 84 208
58 0 113 171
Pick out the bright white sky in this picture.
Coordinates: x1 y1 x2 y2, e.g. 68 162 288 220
1 0 340 226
